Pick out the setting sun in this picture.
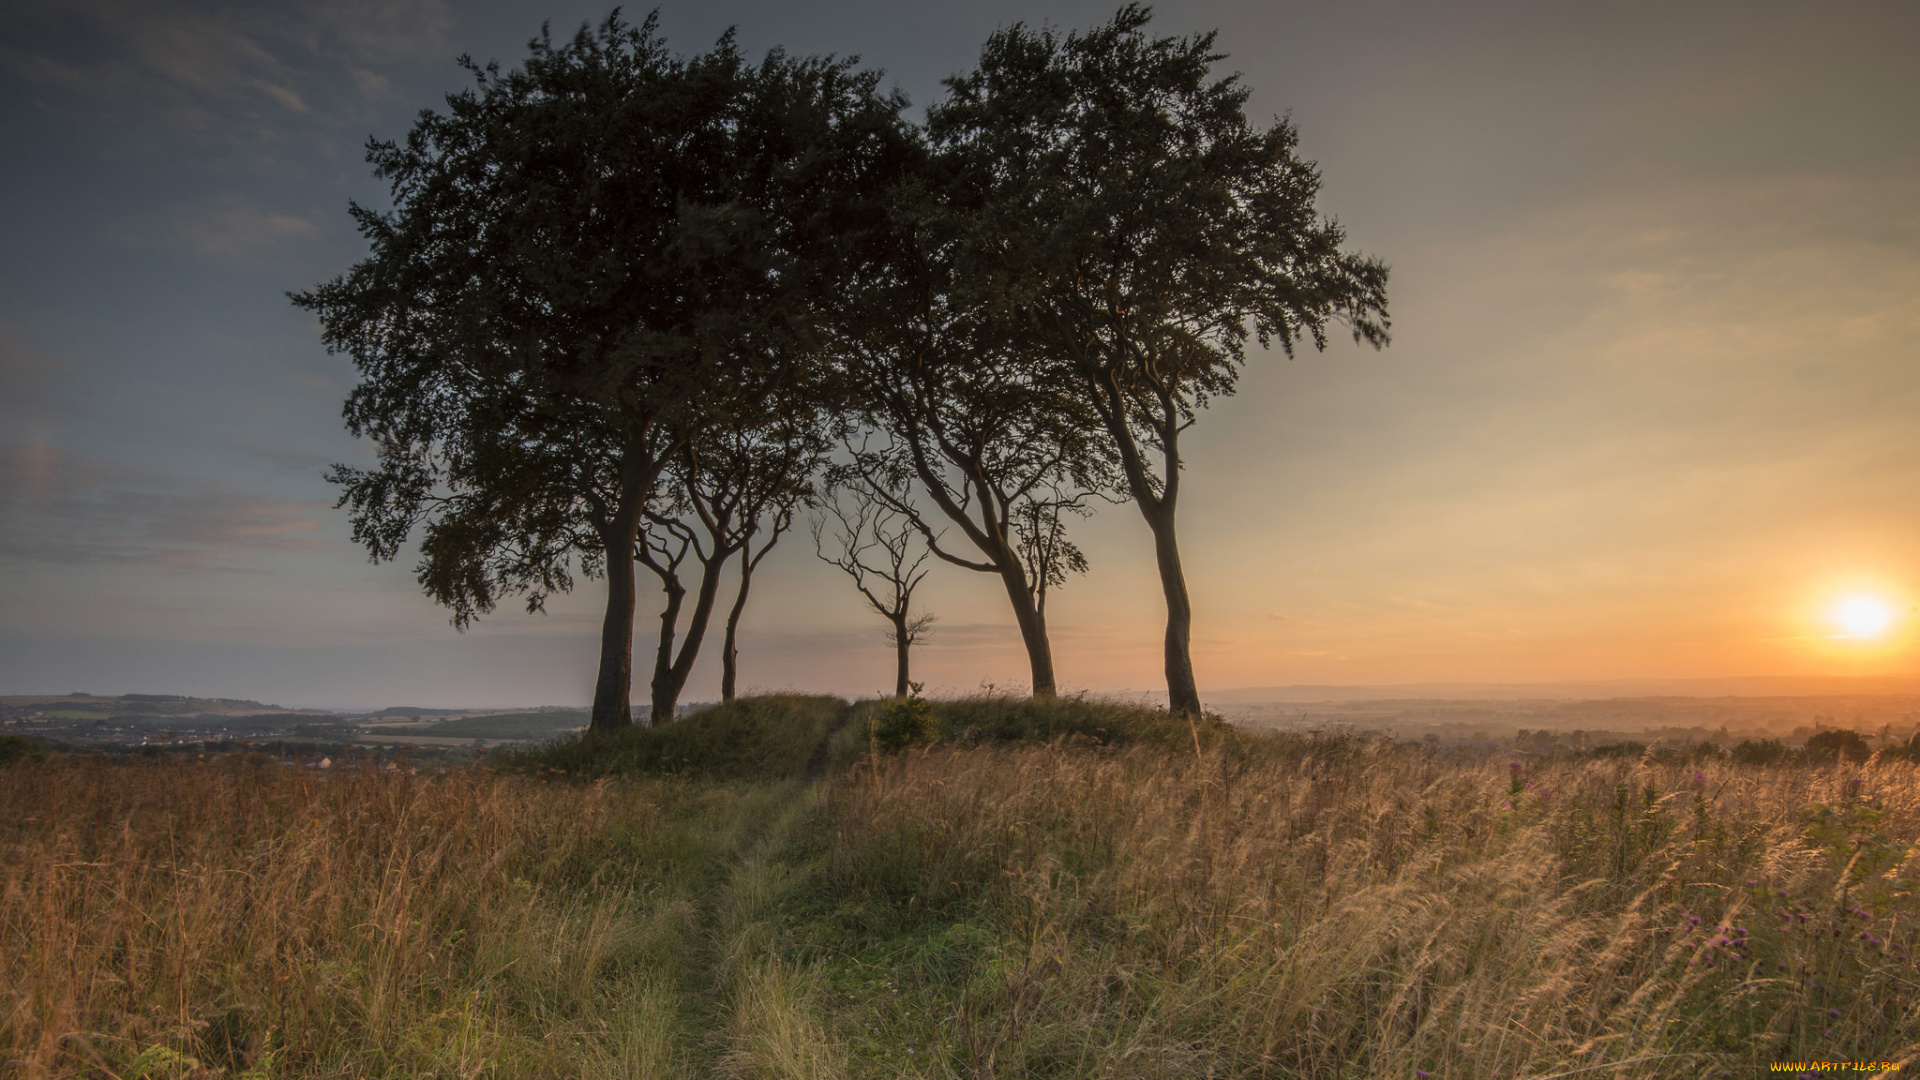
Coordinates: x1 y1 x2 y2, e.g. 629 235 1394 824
1832 595 1896 638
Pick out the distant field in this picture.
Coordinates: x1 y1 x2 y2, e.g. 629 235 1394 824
364 710 588 741
5 696 1918 1077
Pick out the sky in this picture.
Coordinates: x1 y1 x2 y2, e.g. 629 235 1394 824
2 0 1917 708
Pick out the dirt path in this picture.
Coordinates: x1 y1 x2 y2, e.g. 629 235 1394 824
632 702 857 1078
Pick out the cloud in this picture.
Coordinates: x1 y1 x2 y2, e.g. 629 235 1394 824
111 193 321 265
0 0 453 151
0 443 331 568
0 334 67 436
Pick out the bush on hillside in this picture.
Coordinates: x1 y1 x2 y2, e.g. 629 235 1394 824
1877 734 1920 764
1584 741 1647 759
1804 729 1871 764
869 695 938 752
0 735 50 764
501 694 846 780
932 695 1229 749
1731 738 1793 765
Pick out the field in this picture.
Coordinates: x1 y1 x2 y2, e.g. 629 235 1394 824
3 695 1918 1077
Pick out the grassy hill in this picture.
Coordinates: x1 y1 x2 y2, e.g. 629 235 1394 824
3 695 1918 1077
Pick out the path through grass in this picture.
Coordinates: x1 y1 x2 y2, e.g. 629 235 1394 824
7 694 1920 1078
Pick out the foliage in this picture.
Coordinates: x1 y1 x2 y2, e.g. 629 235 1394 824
298 13 908 728
929 693 1229 749
868 694 938 752
0 734 50 763
1879 733 1920 764
502 694 848 780
926 4 1390 713
1733 737 1795 765
1806 728 1873 764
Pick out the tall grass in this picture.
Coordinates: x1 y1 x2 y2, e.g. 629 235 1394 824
827 732 1920 1077
0 755 741 1078
10 696 1919 1078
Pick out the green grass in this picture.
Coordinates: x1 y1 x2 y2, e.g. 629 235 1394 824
371 710 589 740
501 694 850 780
927 693 1231 748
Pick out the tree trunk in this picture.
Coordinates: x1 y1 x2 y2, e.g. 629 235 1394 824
996 562 1057 696
891 614 912 697
588 469 649 732
650 549 732 722
720 544 754 702
589 544 639 731
646 575 687 725
1141 500 1201 716
1084 371 1199 718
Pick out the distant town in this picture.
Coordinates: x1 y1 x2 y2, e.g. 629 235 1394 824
8 690 1920 763
0 693 610 762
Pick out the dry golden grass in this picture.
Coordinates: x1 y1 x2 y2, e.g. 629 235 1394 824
11 699 1920 1079
0 755 714 1078
827 734 1920 1077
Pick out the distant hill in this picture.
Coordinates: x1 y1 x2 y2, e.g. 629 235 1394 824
1204 674 1920 703
367 710 588 741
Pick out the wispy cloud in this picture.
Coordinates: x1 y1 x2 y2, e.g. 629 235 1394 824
110 193 321 265
0 443 331 569
0 0 452 151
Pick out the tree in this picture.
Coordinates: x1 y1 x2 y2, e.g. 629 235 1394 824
835 170 1112 696
296 14 906 730
642 413 823 719
812 483 936 697
930 6 1390 714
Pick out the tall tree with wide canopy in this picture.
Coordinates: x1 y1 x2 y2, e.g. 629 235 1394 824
930 5 1391 714
297 14 906 730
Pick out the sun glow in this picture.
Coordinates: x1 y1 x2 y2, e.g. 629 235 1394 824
1831 595 1896 639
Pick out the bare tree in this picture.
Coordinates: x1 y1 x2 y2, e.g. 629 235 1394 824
812 484 937 697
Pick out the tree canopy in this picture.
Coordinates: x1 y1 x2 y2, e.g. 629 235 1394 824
298 13 908 729
926 4 1390 713
305 7 1388 718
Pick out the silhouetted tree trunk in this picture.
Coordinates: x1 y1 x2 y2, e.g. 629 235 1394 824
720 530 788 701
891 614 912 696
649 544 730 722
589 448 666 731
720 546 753 702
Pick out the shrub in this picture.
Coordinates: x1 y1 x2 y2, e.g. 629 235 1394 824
1731 738 1793 765
1585 741 1647 759
1804 729 1871 764
0 735 49 763
931 694 1228 749
1877 734 1920 764
869 695 939 753
502 694 848 779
